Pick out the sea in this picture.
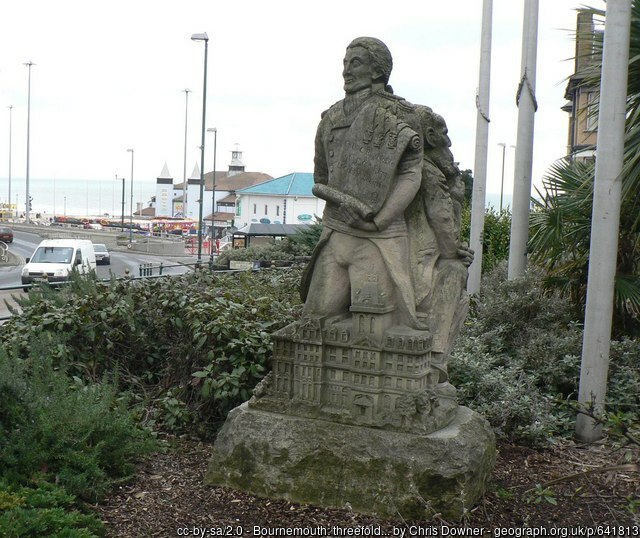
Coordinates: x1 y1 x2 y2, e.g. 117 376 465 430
0 177 157 218
0 177 515 219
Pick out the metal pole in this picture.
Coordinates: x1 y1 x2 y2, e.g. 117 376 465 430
576 0 631 443
467 0 493 295
208 127 217 258
7 106 12 219
195 37 209 262
127 149 134 244
498 142 506 212
508 0 539 279
182 89 190 218
24 62 35 223
117 174 125 231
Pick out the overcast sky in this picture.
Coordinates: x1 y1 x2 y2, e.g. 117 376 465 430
0 0 606 201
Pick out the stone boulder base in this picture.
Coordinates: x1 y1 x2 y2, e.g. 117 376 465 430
205 403 495 520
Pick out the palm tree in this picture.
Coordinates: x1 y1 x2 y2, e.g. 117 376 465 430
529 4 640 334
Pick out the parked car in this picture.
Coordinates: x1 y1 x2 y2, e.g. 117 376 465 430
93 243 111 265
0 226 13 243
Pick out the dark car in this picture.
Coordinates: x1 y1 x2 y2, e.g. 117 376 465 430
0 227 13 243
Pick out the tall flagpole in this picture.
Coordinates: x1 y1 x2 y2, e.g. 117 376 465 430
508 0 539 279
467 0 493 295
576 0 631 443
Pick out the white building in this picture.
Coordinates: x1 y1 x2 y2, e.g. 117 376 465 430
234 172 325 230
149 148 272 235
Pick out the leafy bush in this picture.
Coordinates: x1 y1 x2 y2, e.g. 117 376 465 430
0 482 104 538
450 263 640 446
0 481 104 537
1 268 303 438
460 205 511 274
217 222 322 266
0 337 156 502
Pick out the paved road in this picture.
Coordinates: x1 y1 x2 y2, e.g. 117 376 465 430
0 230 202 321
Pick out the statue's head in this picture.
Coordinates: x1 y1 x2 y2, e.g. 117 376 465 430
343 37 393 94
417 106 459 179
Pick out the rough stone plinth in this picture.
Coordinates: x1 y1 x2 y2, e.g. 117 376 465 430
205 403 495 520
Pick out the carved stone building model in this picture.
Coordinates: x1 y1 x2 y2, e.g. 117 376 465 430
253 274 457 435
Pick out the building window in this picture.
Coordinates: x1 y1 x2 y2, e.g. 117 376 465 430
264 204 268 215
585 91 598 131
253 203 257 214
236 204 241 216
276 205 280 216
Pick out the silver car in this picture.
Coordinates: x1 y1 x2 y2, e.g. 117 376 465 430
93 243 111 265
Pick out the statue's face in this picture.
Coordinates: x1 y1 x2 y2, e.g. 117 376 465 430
342 46 376 94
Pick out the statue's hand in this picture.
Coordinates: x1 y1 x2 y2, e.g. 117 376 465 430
457 243 474 267
339 204 377 232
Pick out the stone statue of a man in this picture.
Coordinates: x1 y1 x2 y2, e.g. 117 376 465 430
206 39 495 520
301 36 425 328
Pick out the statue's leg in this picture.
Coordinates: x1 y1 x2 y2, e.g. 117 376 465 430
346 238 395 307
302 234 351 318
419 258 468 355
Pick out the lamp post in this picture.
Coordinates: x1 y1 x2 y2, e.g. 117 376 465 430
24 62 35 223
182 89 191 218
207 127 217 258
191 32 209 262
7 106 13 219
497 143 506 212
116 174 125 231
127 149 134 244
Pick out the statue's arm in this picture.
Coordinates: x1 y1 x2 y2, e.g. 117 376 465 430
372 146 422 232
313 119 329 186
423 174 459 259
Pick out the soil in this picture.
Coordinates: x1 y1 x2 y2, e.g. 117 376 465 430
95 436 639 537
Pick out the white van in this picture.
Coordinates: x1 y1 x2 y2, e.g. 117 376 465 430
21 239 97 290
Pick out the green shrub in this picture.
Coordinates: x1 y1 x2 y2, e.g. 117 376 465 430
0 337 156 501
450 263 640 446
0 481 104 537
217 222 322 266
1 268 303 438
460 206 511 274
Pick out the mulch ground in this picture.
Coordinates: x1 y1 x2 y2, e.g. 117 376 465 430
95 436 639 537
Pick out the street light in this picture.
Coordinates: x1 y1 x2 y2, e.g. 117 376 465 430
207 127 217 258
497 143 506 213
24 61 35 223
127 149 134 244
191 32 209 262
116 174 125 231
182 89 191 218
7 106 13 219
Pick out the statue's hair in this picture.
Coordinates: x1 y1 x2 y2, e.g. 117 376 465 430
416 105 446 135
347 37 393 84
